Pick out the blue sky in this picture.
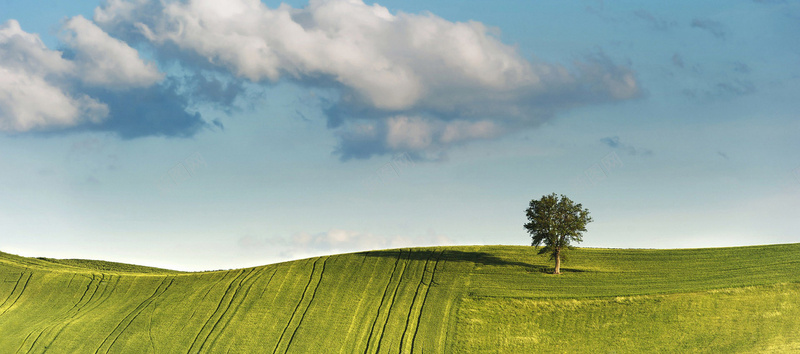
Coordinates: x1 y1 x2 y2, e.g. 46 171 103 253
1 0 798 271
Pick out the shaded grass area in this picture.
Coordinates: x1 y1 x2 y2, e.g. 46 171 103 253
0 243 798 352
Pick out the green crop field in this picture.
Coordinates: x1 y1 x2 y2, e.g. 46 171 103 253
1 243 799 353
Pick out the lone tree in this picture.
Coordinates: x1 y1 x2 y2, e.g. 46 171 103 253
524 193 592 274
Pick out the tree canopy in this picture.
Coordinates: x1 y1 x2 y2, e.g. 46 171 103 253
524 193 592 274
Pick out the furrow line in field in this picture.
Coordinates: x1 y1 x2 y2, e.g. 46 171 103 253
103 277 175 353
26 274 104 352
187 270 248 354
50 274 122 348
196 268 259 352
182 274 230 333
94 277 173 353
148 306 157 353
66 273 77 289
364 250 404 354
205 268 269 351
285 257 329 352
0 272 26 314
272 258 321 354
16 331 37 354
0 272 31 317
399 251 435 353
339 255 385 353
375 252 411 353
410 251 444 352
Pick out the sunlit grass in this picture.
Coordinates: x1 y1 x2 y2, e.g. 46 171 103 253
1 244 798 352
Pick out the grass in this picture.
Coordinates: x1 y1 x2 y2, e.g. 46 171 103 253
0 244 799 352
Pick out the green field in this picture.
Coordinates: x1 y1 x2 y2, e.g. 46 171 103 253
1 244 799 353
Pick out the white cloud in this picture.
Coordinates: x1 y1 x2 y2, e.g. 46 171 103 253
386 116 434 150
94 0 640 157
94 0 566 110
0 17 164 133
61 16 162 88
0 20 109 132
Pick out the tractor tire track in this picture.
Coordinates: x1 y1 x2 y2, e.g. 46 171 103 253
196 268 260 352
187 269 249 354
39 274 122 351
0 272 26 310
19 274 99 353
0 271 31 317
24 273 102 352
284 257 328 352
272 258 323 354
410 252 444 352
202 269 267 351
181 273 230 333
374 251 412 353
96 277 174 353
363 251 404 354
399 251 435 353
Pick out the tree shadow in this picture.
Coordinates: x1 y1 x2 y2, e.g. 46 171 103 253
360 249 594 274
360 249 550 272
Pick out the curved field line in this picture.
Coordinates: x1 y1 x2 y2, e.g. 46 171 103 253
399 251 435 353
40 274 125 351
201 268 270 351
98 277 175 353
93 276 168 353
0 271 31 317
196 268 260 352
363 250 404 354
181 273 230 333
0 272 25 310
410 251 444 352
187 269 248 353
20 273 98 353
284 257 328 352
339 256 383 353
148 305 157 353
272 258 322 354
374 251 412 353
26 274 103 351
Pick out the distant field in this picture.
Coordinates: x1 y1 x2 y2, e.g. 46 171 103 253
1 244 799 352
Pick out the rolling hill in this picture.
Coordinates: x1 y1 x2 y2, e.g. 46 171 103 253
1 244 799 353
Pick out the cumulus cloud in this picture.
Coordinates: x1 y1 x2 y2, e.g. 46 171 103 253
60 15 162 88
94 0 641 159
0 20 108 132
0 17 209 137
334 116 501 159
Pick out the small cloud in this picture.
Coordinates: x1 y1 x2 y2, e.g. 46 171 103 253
211 119 224 131
733 62 751 74
634 10 676 31
238 229 453 260
691 18 728 39
600 136 653 156
85 176 102 185
715 80 756 96
60 16 162 89
672 53 685 69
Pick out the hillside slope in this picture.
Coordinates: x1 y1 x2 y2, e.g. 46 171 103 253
1 244 799 353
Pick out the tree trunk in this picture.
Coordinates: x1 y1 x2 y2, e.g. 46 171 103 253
554 249 561 274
